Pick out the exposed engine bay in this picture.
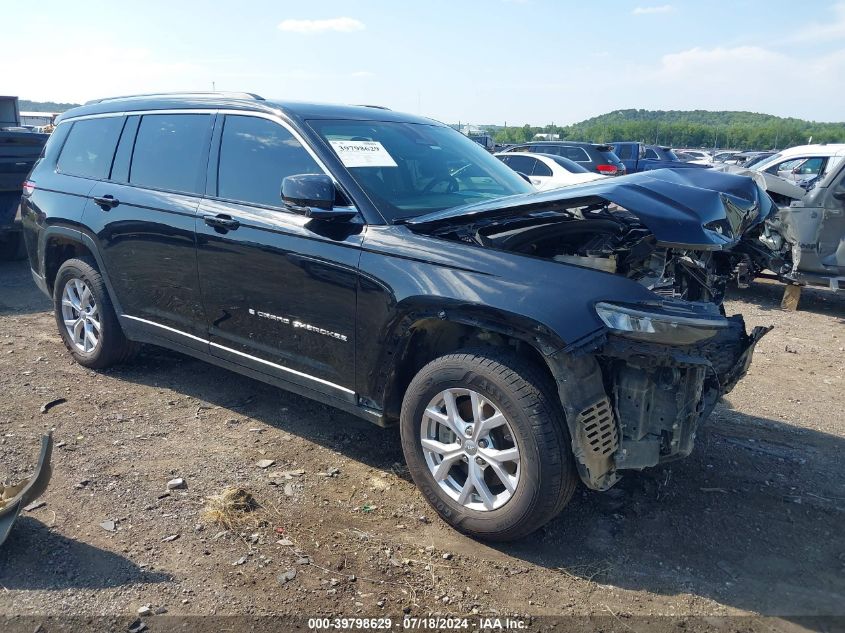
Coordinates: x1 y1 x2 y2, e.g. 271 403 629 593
457 205 736 305
408 169 773 490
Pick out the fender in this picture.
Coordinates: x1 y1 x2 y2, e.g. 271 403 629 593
364 296 569 420
37 224 125 316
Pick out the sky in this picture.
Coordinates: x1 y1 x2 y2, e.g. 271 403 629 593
2 0 844 125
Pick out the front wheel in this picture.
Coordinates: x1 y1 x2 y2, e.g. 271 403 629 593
53 257 138 369
400 349 577 541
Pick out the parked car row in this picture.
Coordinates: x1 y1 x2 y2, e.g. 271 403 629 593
494 152 604 189
484 131 844 299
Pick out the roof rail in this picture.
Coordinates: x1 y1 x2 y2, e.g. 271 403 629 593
356 104 391 110
84 91 265 105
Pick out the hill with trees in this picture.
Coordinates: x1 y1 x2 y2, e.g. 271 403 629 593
484 109 845 150
18 100 845 151
18 99 81 113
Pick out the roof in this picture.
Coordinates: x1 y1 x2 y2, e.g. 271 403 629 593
774 143 845 157
512 140 608 148
56 91 438 126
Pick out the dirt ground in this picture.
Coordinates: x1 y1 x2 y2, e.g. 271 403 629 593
0 257 842 630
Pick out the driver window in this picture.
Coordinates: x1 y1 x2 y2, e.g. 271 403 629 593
217 115 323 208
797 157 824 175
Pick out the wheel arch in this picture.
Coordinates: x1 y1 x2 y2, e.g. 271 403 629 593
374 304 564 424
41 227 123 314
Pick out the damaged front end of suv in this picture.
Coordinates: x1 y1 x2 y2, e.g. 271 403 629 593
408 169 772 490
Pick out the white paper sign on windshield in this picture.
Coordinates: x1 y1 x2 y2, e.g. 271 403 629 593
329 140 398 168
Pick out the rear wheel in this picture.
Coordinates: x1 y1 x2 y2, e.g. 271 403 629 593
53 258 138 368
400 349 577 541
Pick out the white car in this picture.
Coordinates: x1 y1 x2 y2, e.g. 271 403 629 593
495 152 606 190
677 149 712 164
746 144 845 183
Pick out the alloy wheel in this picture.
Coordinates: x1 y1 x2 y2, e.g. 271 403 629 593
61 278 100 353
420 387 521 511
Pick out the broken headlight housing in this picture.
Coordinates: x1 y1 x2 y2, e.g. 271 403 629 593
595 301 729 345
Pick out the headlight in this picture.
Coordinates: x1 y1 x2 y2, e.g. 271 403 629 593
595 302 729 345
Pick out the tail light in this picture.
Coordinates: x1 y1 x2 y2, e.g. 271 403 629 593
22 180 36 196
596 164 619 175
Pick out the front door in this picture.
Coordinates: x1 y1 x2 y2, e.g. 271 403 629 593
195 113 362 402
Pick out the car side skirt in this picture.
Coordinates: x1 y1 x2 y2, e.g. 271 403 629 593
119 315 387 428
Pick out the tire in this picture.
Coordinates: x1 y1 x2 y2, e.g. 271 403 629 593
400 348 577 541
53 257 139 368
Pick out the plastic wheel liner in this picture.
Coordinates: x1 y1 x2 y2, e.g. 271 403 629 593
0 433 53 546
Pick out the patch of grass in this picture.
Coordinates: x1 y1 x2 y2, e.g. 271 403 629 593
202 487 260 530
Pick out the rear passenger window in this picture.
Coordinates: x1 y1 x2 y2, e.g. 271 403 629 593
533 160 552 177
643 148 659 160
129 114 210 194
505 155 535 175
56 117 124 179
217 115 322 207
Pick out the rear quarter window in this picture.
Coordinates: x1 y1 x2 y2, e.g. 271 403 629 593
532 160 552 177
56 117 124 179
558 146 591 162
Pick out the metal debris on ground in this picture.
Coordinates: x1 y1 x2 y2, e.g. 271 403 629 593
39 398 66 414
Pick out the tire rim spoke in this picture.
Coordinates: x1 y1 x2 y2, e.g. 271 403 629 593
481 446 520 465
475 411 507 439
420 386 521 512
61 278 100 354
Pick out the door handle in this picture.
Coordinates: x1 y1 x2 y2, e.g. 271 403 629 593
203 214 241 231
93 195 119 210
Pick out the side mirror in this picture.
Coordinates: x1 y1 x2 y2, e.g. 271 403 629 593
832 190 845 201
282 174 357 220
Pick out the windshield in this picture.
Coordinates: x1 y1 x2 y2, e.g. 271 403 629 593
743 153 772 168
308 119 533 222
751 152 782 172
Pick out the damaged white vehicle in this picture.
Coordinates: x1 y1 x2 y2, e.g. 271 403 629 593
729 152 845 293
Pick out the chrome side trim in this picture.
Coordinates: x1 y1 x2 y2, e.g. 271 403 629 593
122 315 208 344
208 342 354 394
121 315 354 395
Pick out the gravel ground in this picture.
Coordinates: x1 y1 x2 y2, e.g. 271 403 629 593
0 258 842 630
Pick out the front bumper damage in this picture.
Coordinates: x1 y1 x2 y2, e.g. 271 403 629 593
548 318 770 491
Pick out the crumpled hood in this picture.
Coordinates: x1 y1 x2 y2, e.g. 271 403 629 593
408 168 775 249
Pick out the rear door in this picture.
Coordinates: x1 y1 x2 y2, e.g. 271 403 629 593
84 112 213 346
195 113 362 402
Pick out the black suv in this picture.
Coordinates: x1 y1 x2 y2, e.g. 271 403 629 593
22 92 770 540
503 141 626 176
